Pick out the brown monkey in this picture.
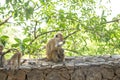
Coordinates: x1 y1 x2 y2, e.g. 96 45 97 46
46 32 65 62
52 48 65 62
7 51 22 69
0 45 11 67
58 48 65 62
0 45 25 69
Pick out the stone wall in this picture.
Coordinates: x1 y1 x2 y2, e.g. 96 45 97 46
1 55 120 80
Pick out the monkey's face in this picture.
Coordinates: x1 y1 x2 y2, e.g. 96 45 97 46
55 33 65 47
55 33 64 41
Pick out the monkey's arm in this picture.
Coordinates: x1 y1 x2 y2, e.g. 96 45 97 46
55 41 65 48
0 49 11 66
2 48 19 56
2 49 11 56
20 59 27 65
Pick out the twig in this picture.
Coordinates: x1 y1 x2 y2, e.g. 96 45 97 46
3 48 19 55
64 30 79 40
69 17 120 24
105 19 120 24
34 6 42 11
64 48 79 54
34 21 37 38
0 16 12 26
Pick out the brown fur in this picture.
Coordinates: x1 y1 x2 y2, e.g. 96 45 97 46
46 32 65 62
7 52 22 69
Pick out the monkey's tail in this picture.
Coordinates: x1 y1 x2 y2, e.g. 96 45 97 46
20 59 27 65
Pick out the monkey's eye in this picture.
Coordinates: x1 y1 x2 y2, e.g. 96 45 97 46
55 35 58 37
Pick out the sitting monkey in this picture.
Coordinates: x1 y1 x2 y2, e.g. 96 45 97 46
46 32 65 62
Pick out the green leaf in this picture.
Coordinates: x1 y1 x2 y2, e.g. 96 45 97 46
23 38 31 43
25 1 29 6
18 0 22 2
25 7 34 19
39 0 45 5
20 44 25 52
28 7 34 14
13 10 18 18
76 23 80 30
6 0 12 4
101 10 104 18
0 35 9 39
14 38 21 43
0 35 9 46
11 43 19 47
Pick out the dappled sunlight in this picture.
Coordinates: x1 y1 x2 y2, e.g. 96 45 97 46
0 0 120 59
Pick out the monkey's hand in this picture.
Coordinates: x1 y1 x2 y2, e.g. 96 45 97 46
58 42 64 45
55 41 64 47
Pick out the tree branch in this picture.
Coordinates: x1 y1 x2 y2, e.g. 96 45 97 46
64 48 79 54
105 19 120 24
0 16 12 26
64 30 79 40
29 28 75 45
2 48 19 56
34 21 37 39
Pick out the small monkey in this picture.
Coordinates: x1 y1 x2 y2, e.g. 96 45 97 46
52 48 65 62
46 32 65 62
0 46 25 69
0 45 11 67
58 48 65 62
7 51 22 69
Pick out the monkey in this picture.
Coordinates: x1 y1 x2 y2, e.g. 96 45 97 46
6 52 27 70
51 47 65 62
0 45 11 67
58 48 65 62
0 45 26 69
7 51 22 69
46 32 65 62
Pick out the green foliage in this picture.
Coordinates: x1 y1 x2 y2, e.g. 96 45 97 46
12 38 29 54
0 35 9 47
0 0 120 58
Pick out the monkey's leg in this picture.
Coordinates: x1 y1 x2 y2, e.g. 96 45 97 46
46 52 53 61
52 50 59 62
57 48 65 62
17 54 21 69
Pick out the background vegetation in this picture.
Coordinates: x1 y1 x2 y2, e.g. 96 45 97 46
0 0 120 59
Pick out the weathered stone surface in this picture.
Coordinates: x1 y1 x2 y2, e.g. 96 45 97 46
46 71 64 80
101 68 114 79
0 55 120 80
71 69 85 80
113 76 120 80
60 68 70 80
27 69 44 80
115 68 120 77
0 70 7 80
14 70 26 80
86 67 102 80
111 55 120 59
46 67 70 80
6 70 15 80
